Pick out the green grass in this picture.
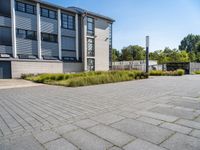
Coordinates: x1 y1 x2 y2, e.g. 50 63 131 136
193 70 200 74
150 69 185 76
22 70 149 87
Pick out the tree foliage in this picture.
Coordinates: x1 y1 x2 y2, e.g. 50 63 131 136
121 45 145 61
149 48 189 64
179 34 200 53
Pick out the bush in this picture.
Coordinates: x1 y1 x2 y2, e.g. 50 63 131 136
23 70 149 87
150 69 185 76
193 70 200 74
177 69 185 76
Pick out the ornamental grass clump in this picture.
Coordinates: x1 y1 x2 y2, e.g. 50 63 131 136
23 70 148 87
150 69 185 76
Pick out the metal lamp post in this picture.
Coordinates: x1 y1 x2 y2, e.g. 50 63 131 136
146 36 150 73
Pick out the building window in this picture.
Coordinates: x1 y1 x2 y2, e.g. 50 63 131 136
0 26 12 46
26 31 36 40
26 4 34 14
61 14 75 30
0 0 11 17
16 29 37 40
49 10 56 19
87 38 95 57
41 33 57 43
87 58 95 71
87 17 94 36
41 8 57 19
41 8 48 17
17 29 26 38
16 2 25 12
16 1 36 15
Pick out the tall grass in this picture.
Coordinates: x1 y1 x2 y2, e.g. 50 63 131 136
150 69 185 76
23 70 148 87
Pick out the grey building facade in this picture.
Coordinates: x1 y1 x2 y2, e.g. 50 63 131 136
0 0 114 78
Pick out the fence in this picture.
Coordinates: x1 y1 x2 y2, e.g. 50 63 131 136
112 60 165 72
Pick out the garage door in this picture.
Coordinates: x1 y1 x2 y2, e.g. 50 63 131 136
0 61 11 79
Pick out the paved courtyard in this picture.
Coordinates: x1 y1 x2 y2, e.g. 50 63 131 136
0 76 200 150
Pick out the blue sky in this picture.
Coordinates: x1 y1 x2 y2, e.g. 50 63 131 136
46 0 200 52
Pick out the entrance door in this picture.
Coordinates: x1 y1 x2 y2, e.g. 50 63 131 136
0 61 11 79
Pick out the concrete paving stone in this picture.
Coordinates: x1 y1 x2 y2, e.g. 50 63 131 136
0 139 9 145
160 122 192 134
63 129 113 150
137 111 178 122
176 119 200 130
123 139 167 150
91 113 124 125
33 130 60 144
118 111 139 119
111 119 174 144
151 96 174 104
0 130 3 137
0 135 45 150
132 102 158 110
74 119 99 129
109 146 123 150
175 106 196 112
194 116 200 123
54 124 78 135
44 138 78 150
161 133 200 150
169 100 200 110
88 124 135 147
137 116 164 125
190 130 200 138
151 106 199 120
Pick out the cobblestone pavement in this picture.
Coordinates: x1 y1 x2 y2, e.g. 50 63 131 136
0 76 200 150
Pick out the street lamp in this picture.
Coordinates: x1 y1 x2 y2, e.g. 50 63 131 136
146 36 150 73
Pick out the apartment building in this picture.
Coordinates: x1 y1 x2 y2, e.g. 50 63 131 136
0 0 114 78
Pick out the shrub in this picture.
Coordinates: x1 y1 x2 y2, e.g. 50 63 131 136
177 69 185 76
150 69 185 76
193 70 200 74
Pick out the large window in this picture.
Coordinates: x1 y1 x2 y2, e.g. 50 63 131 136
87 17 94 36
16 29 37 40
61 14 75 30
0 27 12 46
87 38 95 57
16 1 36 15
87 58 95 71
41 33 57 43
41 8 57 19
0 0 11 17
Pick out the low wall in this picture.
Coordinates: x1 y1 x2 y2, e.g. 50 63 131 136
11 60 63 78
63 62 83 73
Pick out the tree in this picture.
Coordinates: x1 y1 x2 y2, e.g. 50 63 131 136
112 49 121 61
150 48 189 64
196 41 200 53
188 52 196 62
121 45 145 61
179 34 200 53
196 52 200 62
